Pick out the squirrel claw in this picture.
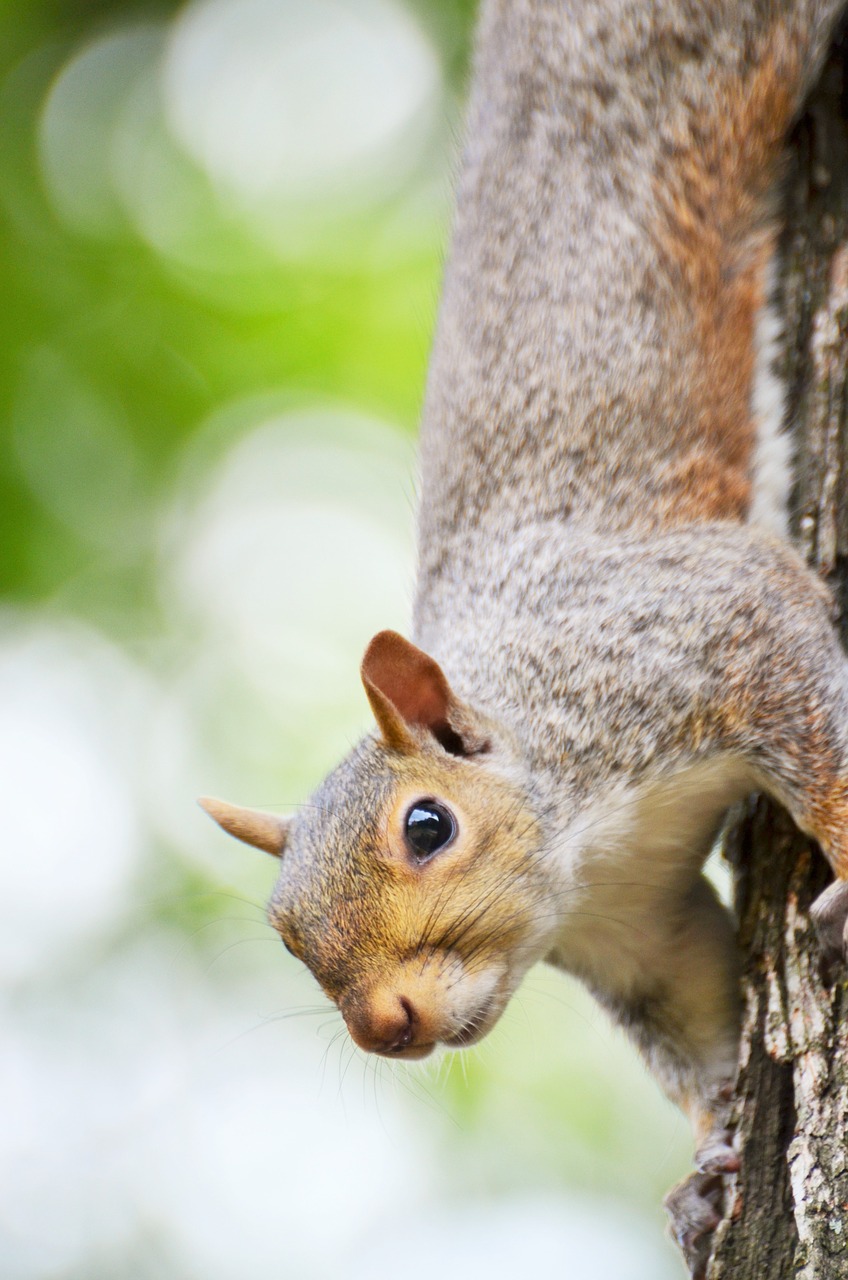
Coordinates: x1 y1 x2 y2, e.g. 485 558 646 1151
665 1124 737 1275
810 880 848 962
695 1128 740 1176
664 1169 726 1280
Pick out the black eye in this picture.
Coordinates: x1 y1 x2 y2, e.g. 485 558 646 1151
404 800 456 861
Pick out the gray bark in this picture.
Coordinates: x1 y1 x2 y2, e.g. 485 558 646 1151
706 25 848 1280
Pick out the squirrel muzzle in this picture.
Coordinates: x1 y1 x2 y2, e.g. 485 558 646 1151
339 956 508 1058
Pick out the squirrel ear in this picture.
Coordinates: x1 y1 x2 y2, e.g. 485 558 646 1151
360 630 488 756
198 796 290 857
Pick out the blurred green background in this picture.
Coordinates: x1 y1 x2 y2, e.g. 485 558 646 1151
1 1 692 1276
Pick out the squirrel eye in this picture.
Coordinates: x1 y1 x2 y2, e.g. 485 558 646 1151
404 800 456 862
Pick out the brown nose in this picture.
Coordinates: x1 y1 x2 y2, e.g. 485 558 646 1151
344 993 417 1054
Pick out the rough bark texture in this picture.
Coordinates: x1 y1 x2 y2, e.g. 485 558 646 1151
706 26 848 1280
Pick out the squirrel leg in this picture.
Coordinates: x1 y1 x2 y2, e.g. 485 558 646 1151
708 569 848 965
619 876 741 1126
606 876 741 1278
664 1168 730 1280
748 698 848 964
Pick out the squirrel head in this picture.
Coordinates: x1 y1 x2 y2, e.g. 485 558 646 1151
201 631 552 1059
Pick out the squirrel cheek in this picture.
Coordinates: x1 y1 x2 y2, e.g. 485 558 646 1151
440 960 510 1048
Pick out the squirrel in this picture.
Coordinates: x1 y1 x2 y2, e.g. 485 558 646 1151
200 2 848 1275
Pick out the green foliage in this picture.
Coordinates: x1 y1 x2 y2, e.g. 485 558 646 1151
0 6 686 1276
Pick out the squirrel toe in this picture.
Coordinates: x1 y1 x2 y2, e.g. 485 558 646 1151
695 1128 740 1176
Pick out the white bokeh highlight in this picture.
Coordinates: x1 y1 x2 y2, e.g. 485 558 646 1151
170 403 415 690
0 618 145 983
164 0 441 205
39 27 160 237
347 1195 676 1280
147 401 415 880
38 1 445 277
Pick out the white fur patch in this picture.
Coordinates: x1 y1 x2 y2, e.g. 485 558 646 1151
749 263 791 538
547 755 756 997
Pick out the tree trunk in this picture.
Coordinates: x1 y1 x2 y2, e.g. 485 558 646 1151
705 24 848 1280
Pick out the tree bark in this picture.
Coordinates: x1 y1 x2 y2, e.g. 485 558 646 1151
705 24 848 1280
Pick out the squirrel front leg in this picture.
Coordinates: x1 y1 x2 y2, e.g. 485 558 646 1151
607 878 741 1280
547 846 741 1276
549 526 848 1271
610 878 740 1146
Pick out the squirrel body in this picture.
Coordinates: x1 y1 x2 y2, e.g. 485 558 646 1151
202 2 848 1272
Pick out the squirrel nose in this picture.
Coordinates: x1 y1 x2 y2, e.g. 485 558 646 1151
344 993 417 1054
387 997 415 1052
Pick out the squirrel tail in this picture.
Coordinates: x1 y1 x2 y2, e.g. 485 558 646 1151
648 12 828 532
750 260 791 539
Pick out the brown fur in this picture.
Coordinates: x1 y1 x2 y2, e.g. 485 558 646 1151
651 30 801 525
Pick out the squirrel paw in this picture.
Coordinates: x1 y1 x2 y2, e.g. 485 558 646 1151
664 1172 722 1279
694 1128 740 1176
664 1134 736 1280
810 880 848 962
